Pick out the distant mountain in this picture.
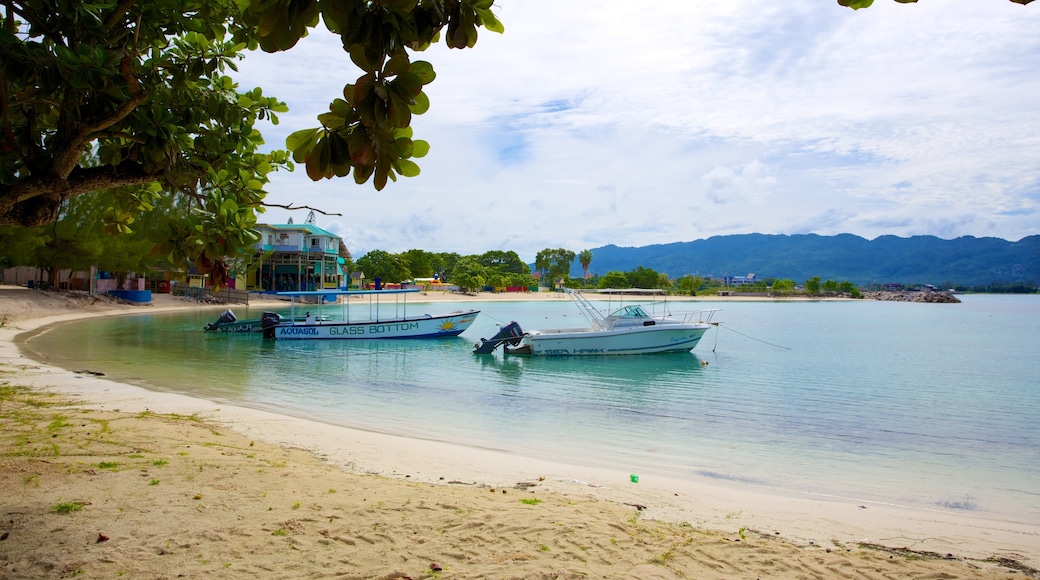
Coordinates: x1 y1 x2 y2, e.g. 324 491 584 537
570 234 1040 287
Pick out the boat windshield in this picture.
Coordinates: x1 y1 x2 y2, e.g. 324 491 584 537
613 305 650 318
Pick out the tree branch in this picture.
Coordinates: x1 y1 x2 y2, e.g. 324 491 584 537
262 202 343 216
0 161 162 226
104 0 139 33
49 91 148 179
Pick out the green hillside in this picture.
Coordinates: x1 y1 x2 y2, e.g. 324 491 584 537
572 234 1039 287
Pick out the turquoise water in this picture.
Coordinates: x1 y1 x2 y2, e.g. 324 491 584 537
21 294 1040 524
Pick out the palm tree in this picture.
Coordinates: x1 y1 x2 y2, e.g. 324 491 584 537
578 249 593 288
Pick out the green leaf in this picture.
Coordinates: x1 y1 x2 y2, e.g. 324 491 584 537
383 53 411 77
396 158 420 177
411 140 430 158
348 43 373 72
409 90 430 115
286 128 322 153
409 60 437 84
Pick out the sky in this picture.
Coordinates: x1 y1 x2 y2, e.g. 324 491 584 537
232 0 1040 262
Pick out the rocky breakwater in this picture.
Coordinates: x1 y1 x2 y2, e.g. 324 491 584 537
863 290 961 303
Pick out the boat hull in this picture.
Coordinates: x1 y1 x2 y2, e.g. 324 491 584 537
522 324 709 356
266 310 479 340
205 315 328 333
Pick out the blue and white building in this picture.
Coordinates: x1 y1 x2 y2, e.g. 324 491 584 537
251 223 352 292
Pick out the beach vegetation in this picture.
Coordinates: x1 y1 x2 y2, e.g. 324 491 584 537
399 249 440 279
52 500 85 514
478 250 530 276
18 441 61 457
653 548 675 563
771 278 796 296
97 461 120 470
272 528 288 537
596 271 629 290
578 250 594 287
152 459 169 467
357 249 412 284
805 277 822 296
149 479 160 485
46 416 71 431
676 275 704 296
450 256 487 293
90 418 112 436
535 248 576 289
519 498 542 505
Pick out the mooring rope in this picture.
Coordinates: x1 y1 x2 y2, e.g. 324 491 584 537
714 322 791 350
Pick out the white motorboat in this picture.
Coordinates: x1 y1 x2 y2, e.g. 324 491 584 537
261 289 479 340
474 289 719 356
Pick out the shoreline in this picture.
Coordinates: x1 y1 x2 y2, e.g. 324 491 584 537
2 286 1037 577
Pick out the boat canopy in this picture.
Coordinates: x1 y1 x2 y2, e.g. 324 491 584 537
593 288 665 295
276 288 420 298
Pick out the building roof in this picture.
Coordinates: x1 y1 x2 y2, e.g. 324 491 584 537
259 223 340 238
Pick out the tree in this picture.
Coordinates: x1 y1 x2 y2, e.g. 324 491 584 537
839 280 863 298
805 276 822 296
450 256 486 293
1 187 174 286
356 249 410 284
0 224 45 270
0 1 503 287
400 249 436 279
597 271 629 289
771 278 795 296
433 252 460 282
625 266 661 289
676 275 703 296
534 248 575 288
578 249 593 287
477 250 528 274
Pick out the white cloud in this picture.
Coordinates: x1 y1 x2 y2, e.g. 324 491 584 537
234 0 1040 260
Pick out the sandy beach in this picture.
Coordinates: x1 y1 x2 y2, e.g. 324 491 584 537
1 285 1036 578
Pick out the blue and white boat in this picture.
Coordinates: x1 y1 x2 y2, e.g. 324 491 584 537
475 289 718 356
260 289 479 340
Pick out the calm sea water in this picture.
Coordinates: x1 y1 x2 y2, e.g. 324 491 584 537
21 294 1040 524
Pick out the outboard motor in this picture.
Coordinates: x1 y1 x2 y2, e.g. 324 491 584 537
204 309 237 331
260 311 283 339
473 321 525 354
